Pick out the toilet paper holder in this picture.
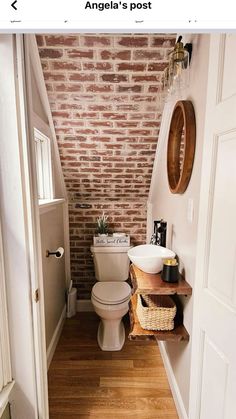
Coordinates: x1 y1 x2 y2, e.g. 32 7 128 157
46 247 64 258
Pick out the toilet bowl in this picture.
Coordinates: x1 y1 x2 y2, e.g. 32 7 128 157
90 245 132 351
91 281 131 351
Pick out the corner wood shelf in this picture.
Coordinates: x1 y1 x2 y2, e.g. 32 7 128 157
128 264 192 342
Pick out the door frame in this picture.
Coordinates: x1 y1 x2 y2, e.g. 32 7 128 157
188 33 216 419
15 34 50 419
0 33 50 418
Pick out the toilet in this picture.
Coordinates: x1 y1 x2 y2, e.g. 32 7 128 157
91 245 132 351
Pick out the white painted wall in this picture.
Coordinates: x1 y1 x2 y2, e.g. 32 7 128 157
28 35 67 200
27 36 69 354
29 103 67 358
148 34 210 416
40 205 66 349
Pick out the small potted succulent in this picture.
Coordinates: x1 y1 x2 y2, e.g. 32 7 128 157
97 212 109 236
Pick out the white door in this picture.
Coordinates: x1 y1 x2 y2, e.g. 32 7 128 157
189 34 236 419
0 34 49 419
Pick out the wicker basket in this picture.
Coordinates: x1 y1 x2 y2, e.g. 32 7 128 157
136 294 177 331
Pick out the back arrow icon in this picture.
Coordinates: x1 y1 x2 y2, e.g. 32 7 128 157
11 0 17 10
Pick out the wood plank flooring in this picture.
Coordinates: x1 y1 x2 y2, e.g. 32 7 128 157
48 313 178 419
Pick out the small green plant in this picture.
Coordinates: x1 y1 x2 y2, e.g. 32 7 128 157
96 212 109 235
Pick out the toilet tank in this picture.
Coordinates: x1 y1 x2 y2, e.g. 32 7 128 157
90 246 131 281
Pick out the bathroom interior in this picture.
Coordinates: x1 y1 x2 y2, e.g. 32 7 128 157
0 32 235 419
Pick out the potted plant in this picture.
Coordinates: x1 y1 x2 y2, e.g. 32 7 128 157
97 212 109 236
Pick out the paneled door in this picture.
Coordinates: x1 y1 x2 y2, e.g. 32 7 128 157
189 34 236 419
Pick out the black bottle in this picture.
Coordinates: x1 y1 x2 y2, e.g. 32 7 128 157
150 219 167 247
157 220 167 247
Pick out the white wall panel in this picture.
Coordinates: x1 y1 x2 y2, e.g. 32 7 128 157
200 334 229 419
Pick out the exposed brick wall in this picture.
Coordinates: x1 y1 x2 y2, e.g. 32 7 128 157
37 34 176 299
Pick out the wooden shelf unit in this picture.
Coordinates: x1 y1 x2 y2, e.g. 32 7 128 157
130 264 192 296
128 264 192 342
129 295 189 342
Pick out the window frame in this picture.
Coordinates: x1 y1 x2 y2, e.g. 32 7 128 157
33 127 54 201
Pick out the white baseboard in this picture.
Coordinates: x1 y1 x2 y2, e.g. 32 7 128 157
158 341 188 419
77 299 94 312
46 305 66 370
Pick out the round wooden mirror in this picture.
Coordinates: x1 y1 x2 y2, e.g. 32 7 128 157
167 100 196 194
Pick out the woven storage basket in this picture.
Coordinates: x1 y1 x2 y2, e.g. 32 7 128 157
136 294 177 331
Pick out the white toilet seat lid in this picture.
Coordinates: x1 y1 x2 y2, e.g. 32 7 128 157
92 282 131 305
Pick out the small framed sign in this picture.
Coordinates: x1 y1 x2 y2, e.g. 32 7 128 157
93 235 130 247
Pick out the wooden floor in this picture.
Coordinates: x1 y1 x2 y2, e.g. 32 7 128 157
48 312 178 419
